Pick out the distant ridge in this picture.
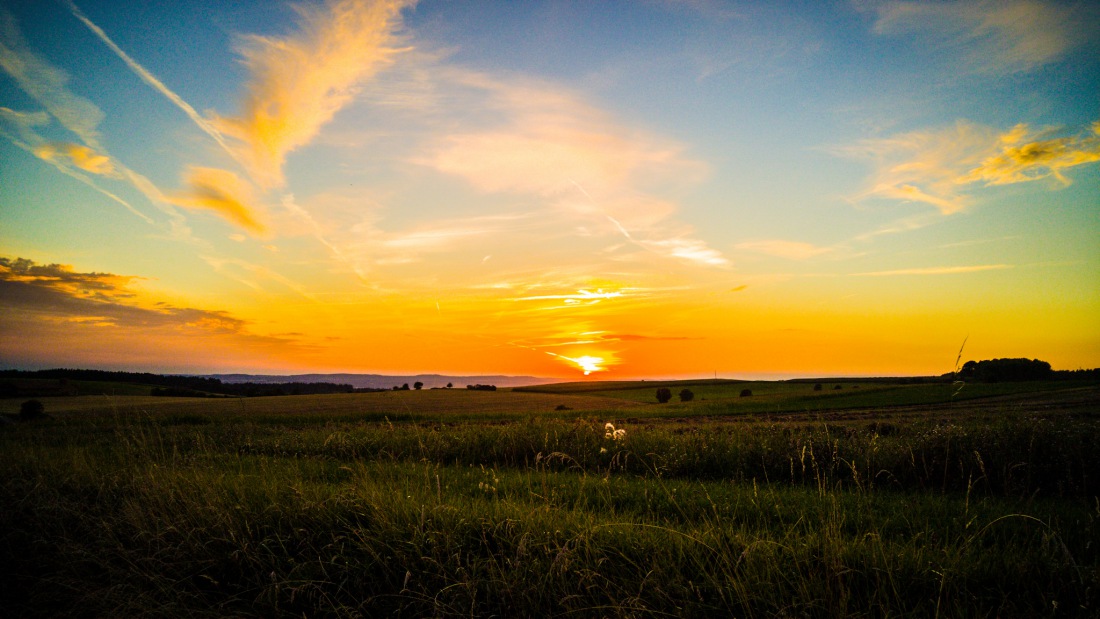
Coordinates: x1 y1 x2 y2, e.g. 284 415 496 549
204 373 559 390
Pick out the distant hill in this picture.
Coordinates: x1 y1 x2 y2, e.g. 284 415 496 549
205 373 558 390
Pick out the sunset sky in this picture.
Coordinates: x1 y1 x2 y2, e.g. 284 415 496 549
1 0 1098 379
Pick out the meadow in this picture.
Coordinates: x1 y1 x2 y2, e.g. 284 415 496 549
1 380 1098 617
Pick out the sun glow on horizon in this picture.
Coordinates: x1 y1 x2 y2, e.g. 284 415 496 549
546 352 607 376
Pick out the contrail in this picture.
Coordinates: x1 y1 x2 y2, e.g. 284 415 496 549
65 1 238 162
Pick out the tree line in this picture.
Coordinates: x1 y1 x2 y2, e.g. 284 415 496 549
0 369 355 398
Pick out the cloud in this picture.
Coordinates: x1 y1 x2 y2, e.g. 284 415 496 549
833 120 997 214
0 9 104 147
641 237 730 267
511 289 629 304
735 239 831 260
868 0 1083 75
837 119 1100 215
0 256 308 369
852 264 1012 276
168 167 266 233
414 71 725 268
612 333 694 342
420 74 705 202
33 141 116 175
0 256 243 331
64 1 237 162
0 106 49 143
213 0 414 188
960 121 1100 186
0 257 138 299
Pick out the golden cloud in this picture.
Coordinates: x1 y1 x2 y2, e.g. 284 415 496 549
213 0 414 188
0 256 306 368
961 121 1100 186
33 141 116 176
834 120 997 214
168 167 266 233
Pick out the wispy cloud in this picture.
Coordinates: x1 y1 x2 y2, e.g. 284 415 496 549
833 120 996 214
0 108 156 224
0 106 48 143
33 141 116 176
64 1 236 161
735 239 832 260
213 0 414 188
960 121 1100 186
200 254 317 301
853 264 1011 276
168 167 266 233
416 71 725 268
511 289 629 304
837 119 1100 215
0 9 104 147
868 0 1084 75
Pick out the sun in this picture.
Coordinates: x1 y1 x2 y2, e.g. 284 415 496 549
571 355 605 375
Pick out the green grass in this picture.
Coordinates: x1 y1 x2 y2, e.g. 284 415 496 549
1 381 1098 617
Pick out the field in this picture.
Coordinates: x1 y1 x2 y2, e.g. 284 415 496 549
2 380 1098 617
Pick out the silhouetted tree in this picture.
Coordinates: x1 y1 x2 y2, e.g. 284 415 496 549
679 388 694 402
834 385 843 390
446 382 453 388
413 381 423 390
401 383 410 391
656 387 672 403
813 383 823 391
958 358 1053 382
740 389 752 397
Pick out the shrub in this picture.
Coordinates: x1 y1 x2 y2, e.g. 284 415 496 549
18 399 46 421
678 389 694 402
656 387 672 403
813 383 823 391
740 389 752 397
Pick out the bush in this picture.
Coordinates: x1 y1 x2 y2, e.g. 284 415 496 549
678 389 694 402
813 383 823 391
740 389 752 397
18 399 46 421
656 387 672 403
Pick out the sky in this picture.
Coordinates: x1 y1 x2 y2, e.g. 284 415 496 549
1 0 1098 379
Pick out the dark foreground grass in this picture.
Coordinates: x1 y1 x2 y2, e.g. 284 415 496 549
1 387 1098 617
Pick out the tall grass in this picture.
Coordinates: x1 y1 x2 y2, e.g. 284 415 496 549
1 391 1098 617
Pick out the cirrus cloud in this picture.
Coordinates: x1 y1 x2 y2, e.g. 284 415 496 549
213 0 415 188
868 0 1085 75
168 167 266 234
835 119 1100 215
33 141 116 176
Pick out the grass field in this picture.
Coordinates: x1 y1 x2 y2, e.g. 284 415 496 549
2 380 1098 617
